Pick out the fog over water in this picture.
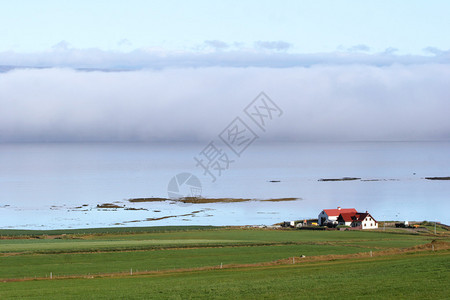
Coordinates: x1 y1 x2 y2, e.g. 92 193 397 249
1 64 449 143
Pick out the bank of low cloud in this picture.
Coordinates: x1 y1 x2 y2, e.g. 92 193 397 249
0 64 449 142
1 47 450 71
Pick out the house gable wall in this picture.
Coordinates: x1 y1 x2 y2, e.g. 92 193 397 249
361 215 378 229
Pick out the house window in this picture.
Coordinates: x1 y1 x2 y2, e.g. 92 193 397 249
364 223 366 227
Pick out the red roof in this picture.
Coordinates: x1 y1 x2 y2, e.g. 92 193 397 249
358 213 377 222
337 212 378 223
338 212 356 222
323 208 356 217
355 212 369 221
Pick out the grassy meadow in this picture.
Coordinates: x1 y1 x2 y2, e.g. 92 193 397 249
0 226 448 299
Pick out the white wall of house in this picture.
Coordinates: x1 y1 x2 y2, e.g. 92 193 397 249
318 211 326 225
338 220 352 226
361 216 378 229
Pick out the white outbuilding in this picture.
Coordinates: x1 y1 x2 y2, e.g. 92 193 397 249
318 207 357 225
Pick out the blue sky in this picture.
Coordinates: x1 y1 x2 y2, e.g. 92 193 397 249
1 0 449 54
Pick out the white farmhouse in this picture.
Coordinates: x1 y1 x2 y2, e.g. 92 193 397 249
337 211 378 229
318 207 357 225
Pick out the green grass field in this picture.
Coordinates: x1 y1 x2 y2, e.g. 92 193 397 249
0 226 448 299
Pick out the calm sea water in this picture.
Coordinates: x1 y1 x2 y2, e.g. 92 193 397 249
0 141 449 229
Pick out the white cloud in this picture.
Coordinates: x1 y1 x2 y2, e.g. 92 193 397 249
51 40 72 51
348 44 370 52
382 47 398 55
423 46 444 55
255 41 292 51
204 40 229 50
0 46 449 71
0 65 449 142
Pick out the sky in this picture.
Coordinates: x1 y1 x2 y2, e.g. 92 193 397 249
1 0 450 54
0 0 449 142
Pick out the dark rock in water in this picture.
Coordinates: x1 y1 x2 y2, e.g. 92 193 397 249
96 203 123 209
129 197 169 202
361 179 385 182
318 177 361 182
425 176 450 180
269 180 281 183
